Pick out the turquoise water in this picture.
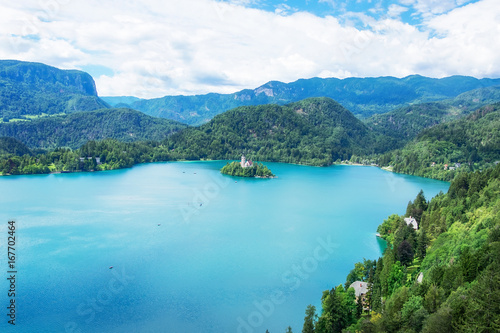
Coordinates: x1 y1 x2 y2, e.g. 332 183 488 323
0 162 449 333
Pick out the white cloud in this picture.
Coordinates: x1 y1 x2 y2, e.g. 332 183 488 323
387 4 409 18
410 0 475 19
0 0 498 98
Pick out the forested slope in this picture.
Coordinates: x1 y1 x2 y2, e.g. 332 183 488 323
301 163 500 332
0 108 187 149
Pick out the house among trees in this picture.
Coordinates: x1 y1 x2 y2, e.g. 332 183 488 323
240 155 253 168
404 216 418 230
349 281 368 308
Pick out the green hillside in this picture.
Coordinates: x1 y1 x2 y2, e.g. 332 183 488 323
0 60 108 121
0 108 187 149
303 163 500 332
0 98 384 175
165 97 380 165
0 136 31 156
377 103 500 180
365 86 500 146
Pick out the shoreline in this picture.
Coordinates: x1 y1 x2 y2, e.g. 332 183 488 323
0 159 447 184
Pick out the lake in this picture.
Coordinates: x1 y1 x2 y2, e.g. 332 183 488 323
0 161 449 332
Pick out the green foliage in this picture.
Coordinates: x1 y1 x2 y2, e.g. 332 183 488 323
397 241 415 267
366 102 460 147
0 60 107 120
365 86 500 146
0 139 173 175
0 108 187 149
165 97 381 166
315 285 357 333
0 137 31 156
387 262 407 296
377 214 402 243
302 305 317 333
378 103 500 181
307 164 500 332
345 259 376 289
220 161 275 178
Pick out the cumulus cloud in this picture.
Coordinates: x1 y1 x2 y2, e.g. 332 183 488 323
387 4 409 18
0 0 497 98
409 0 476 19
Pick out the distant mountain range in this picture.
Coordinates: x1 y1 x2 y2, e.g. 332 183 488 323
2 59 500 160
103 75 500 125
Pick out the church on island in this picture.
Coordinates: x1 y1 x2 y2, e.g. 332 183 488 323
240 155 253 168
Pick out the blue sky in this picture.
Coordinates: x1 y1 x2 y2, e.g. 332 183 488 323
0 0 496 98
225 0 481 26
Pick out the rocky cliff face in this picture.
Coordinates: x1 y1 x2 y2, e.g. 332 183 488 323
0 60 98 96
0 60 107 119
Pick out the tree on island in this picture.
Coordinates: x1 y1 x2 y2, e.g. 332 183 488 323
220 161 275 178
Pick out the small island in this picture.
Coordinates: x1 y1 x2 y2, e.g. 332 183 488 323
221 155 275 178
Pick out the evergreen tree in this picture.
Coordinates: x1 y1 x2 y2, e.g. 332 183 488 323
302 305 316 333
416 229 428 259
397 240 415 266
356 295 364 318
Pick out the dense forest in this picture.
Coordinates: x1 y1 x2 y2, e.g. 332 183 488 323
0 97 384 175
365 86 500 146
376 103 500 181
0 136 32 156
0 108 187 149
296 163 500 333
163 97 391 166
0 138 172 175
2 98 500 179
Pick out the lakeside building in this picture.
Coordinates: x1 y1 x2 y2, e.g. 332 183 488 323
240 155 253 168
349 281 369 309
404 216 418 230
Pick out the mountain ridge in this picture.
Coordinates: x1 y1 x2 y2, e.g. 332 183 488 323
103 75 500 125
